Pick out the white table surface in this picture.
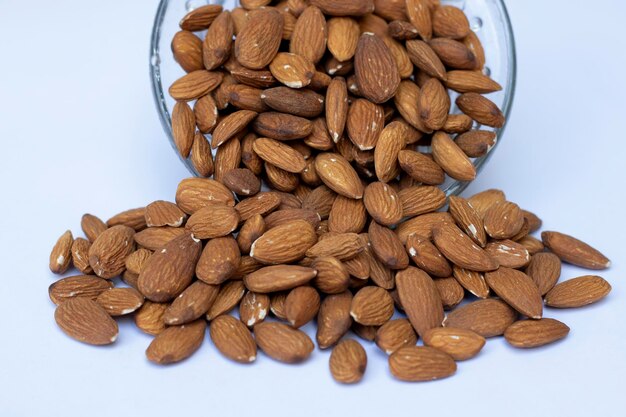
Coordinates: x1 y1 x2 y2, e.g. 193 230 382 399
1 1 624 416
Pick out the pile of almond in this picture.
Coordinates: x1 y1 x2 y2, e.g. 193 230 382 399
49 181 611 382
168 0 504 186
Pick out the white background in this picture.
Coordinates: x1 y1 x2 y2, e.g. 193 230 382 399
1 1 625 416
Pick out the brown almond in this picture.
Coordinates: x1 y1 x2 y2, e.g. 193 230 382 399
443 113 474 134
196 237 241 285
206 281 246 320
169 70 223 101
541 231 610 270
203 11 234 70
269 52 315 88
434 276 465 310
49 275 114 305
374 121 406 182
237 214 266 254
88 225 135 279
186 205 240 239
485 267 543 319
146 320 206 365
433 222 498 271
235 8 283 69
467 188 506 217
398 150 445 185
444 298 517 338
452 266 489 298
172 101 195 158
211 110 257 148
134 227 186 251
375 319 418 355
252 111 314 140
418 78 450 131
422 327 485 360
49 230 73 274
364 182 403 226
96 287 144 316
311 256 350 294
394 80 431 133
71 238 93 274
346 98 385 151
369 221 409 270
315 153 364 199
398 185 446 218
389 346 456 382
396 267 444 337
350 286 394 326
235 191 282 220
250 219 317 264
329 339 367 384
228 84 268 113
81 213 107 242
406 0 433 41
326 77 349 143
240 291 270 327
210 314 257 363
301 184 337 218
431 131 476 181
175 178 235 214
483 201 524 239
134 301 169 335
179 4 223 31
354 33 400 104
317 291 353 349
456 92 505 128
55 298 119 345
137 233 202 302
444 70 502 94
525 252 562 296
432 5 470 39
396 212 454 244
222 168 261 197
328 195 367 233
519 235 545 255
310 0 374 16
290 6 327 64
405 40 446 80
254 321 314 363
253 138 307 173
261 87 324 118
163 281 219 325
145 200 186 228
504 318 570 348
244 265 317 293
327 17 359 61
485 239 530 269
448 195 487 247
171 30 204 72
107 208 147 231
285 286 321 328
428 38 477 70
388 20 419 40
544 275 611 308
406 234 451 277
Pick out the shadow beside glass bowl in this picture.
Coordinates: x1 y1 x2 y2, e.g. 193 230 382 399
150 0 516 197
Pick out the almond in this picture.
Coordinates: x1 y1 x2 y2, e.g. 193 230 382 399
71 238 93 274
369 221 409 270
444 70 502 94
261 87 324 118
483 201 524 239
210 314 257 363
375 318 418 354
327 17 359 61
222 168 261 196
396 267 444 337
398 150 445 185
107 207 148 231
346 98 385 151
350 286 394 326
250 219 317 264
145 200 186 228
431 131 476 181
203 11 234 70
212 110 258 148
444 298 517 338
285 286 321 328
541 231 610 270
432 5 470 39
405 40 446 80
169 70 224 101
311 256 350 294
433 222 498 272
134 301 169 335
252 138 307 173
213 134 242 183
434 276 464 310
448 195 487 247
172 101 195 158
485 267 543 319
301 185 337 218
88 225 135 279
525 252 562 296
254 321 314 363
504 318 570 348
179 4 223 31
406 234 451 277
354 33 400 104
429 38 477 70
519 235 545 255
186 205 240 239
49 275 114 305
134 227 186 251
237 214 266 254
290 6 327 64
544 275 611 308
389 346 456 382
467 189 506 217
364 182 403 226
96 287 144 316
374 121 406 182
328 195 367 233
422 327 485 360
146 320 206 365
329 339 367 384
443 113 474 134
49 230 73 274
325 77 349 143
315 153 364 199
175 178 235 215
235 8 283 69
398 185 446 217
239 291 270 327
269 52 315 89
405 0 433 41
206 281 246 320
244 265 317 293
138 233 202 302
55 298 118 345
418 78 450 130
163 281 219 325
388 20 419 40
81 214 107 242
171 30 204 72
235 191 282 220
196 237 241 284
452 266 489 298
252 112 314 140
485 239 530 269
229 84 268 113
317 291 353 349
456 92 505 128
310 0 374 16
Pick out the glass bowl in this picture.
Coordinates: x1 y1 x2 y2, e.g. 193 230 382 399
150 0 516 197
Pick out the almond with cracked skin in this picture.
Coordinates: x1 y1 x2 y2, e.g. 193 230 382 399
315 153 364 199
285 286 321 328
396 267 444 337
253 138 307 173
240 291 270 327
138 233 202 302
317 291 353 349
544 275 611 308
433 222 498 272
50 230 73 274
525 252 561 296
146 320 206 365
422 327 485 360
444 298 517 338
49 275 114 305
88 225 135 279
244 265 317 293
350 286 394 326
375 318 418 354
354 33 400 104
55 298 119 345
163 281 219 325
251 219 317 264
504 318 570 348
329 339 367 384
96 288 144 316
186 205 240 239
210 314 257 363
145 200 186 228
235 8 283 69
541 231 610 270
364 181 403 226
389 346 456 382
254 321 314 363
485 267 543 319
346 98 385 151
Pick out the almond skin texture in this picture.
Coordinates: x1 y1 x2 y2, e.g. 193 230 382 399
203 11 234 70
254 322 314 363
253 138 307 173
525 252 562 296
433 222 498 272
239 291 270 328
81 214 107 242
432 5 471 39
134 227 186 251
49 230 73 274
135 301 169 336
350 286 394 326
146 320 206 365
145 201 186 228
369 221 410 270
406 234 452 278
329 339 367 384
285 286 321 328
235 8 283 69
504 318 570 348
485 267 543 319
453 266 489 299
317 291 353 349
485 239 530 269
311 256 350 294
422 327 485 360
251 220 317 264
444 299 518 338
210 315 257 363
163 281 219 325
354 33 400 104
406 0 433 41
434 277 465 310
95 288 144 316
206 281 246 320
544 275 611 308
269 52 315 89
244 265 317 293
405 40 446 80
186 205 240 239
396 267 444 337
326 77 349 143
346 98 385 151
310 0 374 16
290 6 328 64
71 238 93 274
484 201 525 240
364 182 403 226
375 319 418 354
398 150 445 185
328 196 367 233
315 153 364 199
327 17 360 62
175 178 235 215
418 78 450 131
107 207 147 231
172 101 195 158
448 195 487 247
431 131 476 181
172 30 204 73
398 185 446 218
456 93 505 128
307 233 364 260
55 298 118 345
138 233 202 302
169 70 224 101
88 225 135 279
374 121 406 182
389 346 456 382
196 237 241 285
179 4 223 31
541 231 611 270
